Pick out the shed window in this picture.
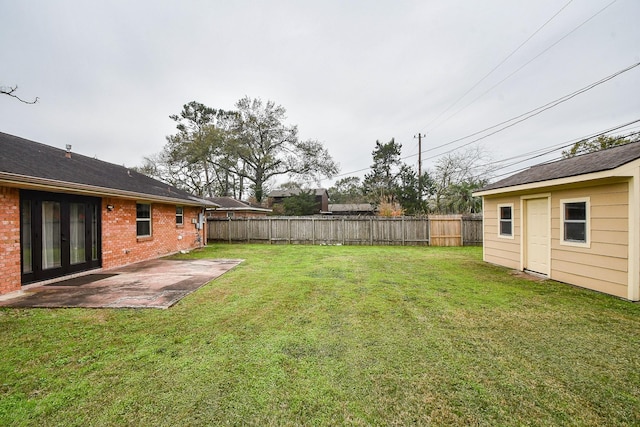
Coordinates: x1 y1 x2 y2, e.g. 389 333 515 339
176 206 184 225
561 198 589 246
498 204 513 238
136 203 152 237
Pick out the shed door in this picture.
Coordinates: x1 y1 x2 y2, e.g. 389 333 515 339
525 198 549 276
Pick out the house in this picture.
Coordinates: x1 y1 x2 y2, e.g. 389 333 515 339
473 142 640 301
0 132 213 296
267 188 329 214
327 203 376 216
206 196 271 218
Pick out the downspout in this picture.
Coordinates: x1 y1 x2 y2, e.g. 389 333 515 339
200 207 207 248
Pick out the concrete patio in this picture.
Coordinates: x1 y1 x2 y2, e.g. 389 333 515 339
0 257 243 309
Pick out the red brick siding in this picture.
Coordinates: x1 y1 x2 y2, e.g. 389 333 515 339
102 198 205 269
0 187 21 294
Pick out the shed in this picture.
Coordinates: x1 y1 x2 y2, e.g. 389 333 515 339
0 132 213 296
474 142 640 301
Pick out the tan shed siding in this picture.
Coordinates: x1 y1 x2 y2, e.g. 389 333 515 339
550 182 629 297
483 197 520 269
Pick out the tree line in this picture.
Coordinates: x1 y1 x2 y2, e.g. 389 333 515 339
328 139 493 216
328 132 640 216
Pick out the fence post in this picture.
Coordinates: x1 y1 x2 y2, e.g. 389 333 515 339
370 218 373 246
460 217 464 246
312 218 316 245
401 217 405 246
227 217 231 244
426 218 430 246
288 218 291 244
269 218 272 244
342 218 345 245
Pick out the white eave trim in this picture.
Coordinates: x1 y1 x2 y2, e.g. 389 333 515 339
0 172 213 207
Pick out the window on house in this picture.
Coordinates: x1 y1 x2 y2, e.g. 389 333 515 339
562 199 589 245
136 203 151 237
498 204 513 238
176 206 184 225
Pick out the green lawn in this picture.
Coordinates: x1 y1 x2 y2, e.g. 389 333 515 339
1 245 639 426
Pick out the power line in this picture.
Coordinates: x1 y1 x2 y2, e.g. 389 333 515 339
468 121 640 182
414 61 640 161
481 132 640 183
331 115 640 183
330 61 639 182
426 0 618 134
423 0 574 132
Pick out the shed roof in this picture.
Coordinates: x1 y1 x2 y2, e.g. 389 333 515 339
268 188 328 197
206 196 271 212
480 141 640 192
0 132 211 206
328 203 375 212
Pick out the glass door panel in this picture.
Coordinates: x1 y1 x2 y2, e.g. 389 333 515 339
70 203 86 265
92 204 98 261
42 201 61 270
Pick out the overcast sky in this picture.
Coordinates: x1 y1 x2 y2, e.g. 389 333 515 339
2 0 639 191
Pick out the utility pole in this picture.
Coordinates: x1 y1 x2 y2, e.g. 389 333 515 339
414 133 425 193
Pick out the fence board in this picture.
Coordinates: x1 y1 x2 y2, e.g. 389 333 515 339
207 216 482 246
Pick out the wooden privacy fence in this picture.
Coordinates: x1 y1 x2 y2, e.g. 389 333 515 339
207 215 482 247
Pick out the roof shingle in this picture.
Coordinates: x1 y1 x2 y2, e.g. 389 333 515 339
0 132 208 205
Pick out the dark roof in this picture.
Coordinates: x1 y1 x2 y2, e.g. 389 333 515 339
481 142 640 192
206 196 270 211
328 203 375 212
268 188 328 197
0 132 209 205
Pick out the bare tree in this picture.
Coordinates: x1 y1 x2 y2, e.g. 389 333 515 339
431 145 494 214
228 97 339 203
1 85 38 104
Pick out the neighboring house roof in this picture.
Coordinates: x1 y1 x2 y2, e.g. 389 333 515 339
478 142 640 193
0 132 212 206
328 203 375 213
268 188 328 198
206 196 272 213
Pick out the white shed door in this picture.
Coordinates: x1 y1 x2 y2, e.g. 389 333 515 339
525 198 549 276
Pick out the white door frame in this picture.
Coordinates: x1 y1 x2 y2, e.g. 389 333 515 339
520 194 551 276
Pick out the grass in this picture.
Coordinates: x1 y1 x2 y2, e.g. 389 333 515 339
1 244 639 426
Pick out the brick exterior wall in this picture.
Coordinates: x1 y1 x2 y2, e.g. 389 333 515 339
0 192 206 296
102 198 206 269
0 186 21 295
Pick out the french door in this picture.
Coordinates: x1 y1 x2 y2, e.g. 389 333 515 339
20 191 101 284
